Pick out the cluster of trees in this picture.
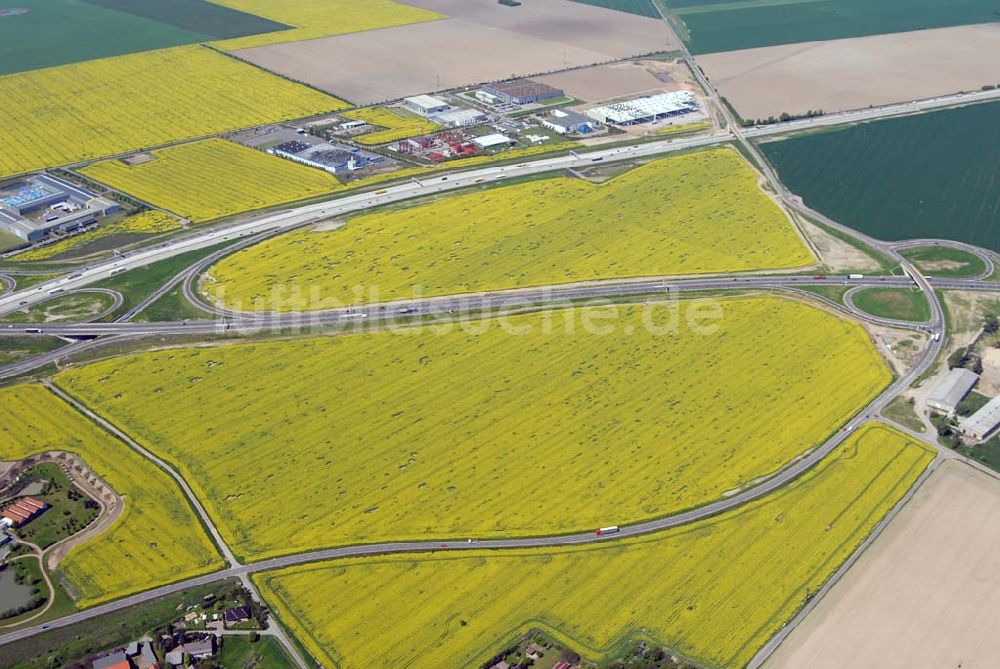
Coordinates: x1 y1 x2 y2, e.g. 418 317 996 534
744 109 825 127
0 563 47 621
610 641 699 669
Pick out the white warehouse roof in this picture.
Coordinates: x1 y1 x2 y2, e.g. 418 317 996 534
431 108 487 127
403 94 449 111
927 367 979 414
586 91 698 124
960 394 1000 440
473 133 514 148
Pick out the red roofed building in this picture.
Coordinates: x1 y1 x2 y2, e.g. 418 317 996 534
1 497 48 528
18 496 45 510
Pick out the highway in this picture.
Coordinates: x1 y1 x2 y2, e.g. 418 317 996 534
2 81 997 320
0 75 997 658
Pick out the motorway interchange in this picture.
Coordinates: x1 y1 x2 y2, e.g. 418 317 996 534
1 95 1000 666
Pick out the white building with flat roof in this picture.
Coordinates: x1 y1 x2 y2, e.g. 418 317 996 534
586 91 698 126
473 133 515 149
927 367 980 415
402 95 450 116
431 108 487 128
960 395 1000 440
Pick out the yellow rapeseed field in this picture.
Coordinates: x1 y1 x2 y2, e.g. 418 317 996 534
344 107 441 145
12 211 181 262
81 140 343 223
0 45 346 179
57 296 889 561
203 148 814 312
0 385 222 607
212 0 445 50
256 423 933 669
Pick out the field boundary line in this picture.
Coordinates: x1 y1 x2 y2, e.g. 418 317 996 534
746 451 942 668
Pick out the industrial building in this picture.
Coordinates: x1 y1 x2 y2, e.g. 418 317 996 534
473 133 516 149
271 140 385 173
960 395 1000 440
0 174 120 242
402 94 450 116
430 108 488 128
482 79 563 105
926 367 980 415
541 108 596 135
586 91 699 126
1 496 48 528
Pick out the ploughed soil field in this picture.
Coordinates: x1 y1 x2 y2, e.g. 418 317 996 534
698 24 1000 121
235 0 677 104
768 460 1000 669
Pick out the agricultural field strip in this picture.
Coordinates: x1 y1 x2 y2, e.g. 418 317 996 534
55 297 891 560
202 148 814 312
3 84 995 317
0 415 940 651
253 424 935 668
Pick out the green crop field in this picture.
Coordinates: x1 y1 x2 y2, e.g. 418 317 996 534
568 0 660 17
760 102 1000 251
56 296 889 561
668 0 1000 54
255 423 933 669
0 0 287 75
900 246 988 278
851 288 931 322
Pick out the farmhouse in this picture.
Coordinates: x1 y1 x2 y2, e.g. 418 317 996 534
91 651 130 669
587 91 699 126
926 367 979 415
482 79 563 105
223 605 252 625
960 395 1000 440
0 174 120 241
402 94 450 116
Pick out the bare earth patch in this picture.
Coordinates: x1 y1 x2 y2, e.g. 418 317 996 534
767 460 1000 669
698 24 1000 121
534 59 683 103
236 0 677 104
797 216 879 272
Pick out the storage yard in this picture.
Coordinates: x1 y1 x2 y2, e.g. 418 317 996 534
233 0 676 104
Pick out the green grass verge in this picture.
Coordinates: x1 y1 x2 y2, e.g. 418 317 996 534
852 287 931 322
900 246 988 279
795 284 850 304
0 292 116 324
0 336 65 368
219 634 297 668
93 242 228 320
956 390 992 418
882 396 925 433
